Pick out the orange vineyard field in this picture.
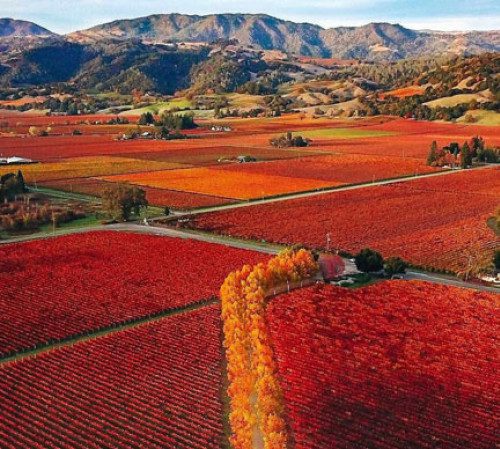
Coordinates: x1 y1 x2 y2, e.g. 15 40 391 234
0 156 187 182
101 167 337 200
215 153 438 184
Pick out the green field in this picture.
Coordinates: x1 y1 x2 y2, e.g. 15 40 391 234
121 98 193 116
291 128 396 139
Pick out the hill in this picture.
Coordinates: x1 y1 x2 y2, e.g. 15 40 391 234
67 14 500 60
0 18 56 37
0 40 207 93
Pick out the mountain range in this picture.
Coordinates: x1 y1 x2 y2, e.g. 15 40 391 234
2 14 499 60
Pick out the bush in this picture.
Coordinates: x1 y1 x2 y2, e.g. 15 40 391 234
494 250 500 271
384 257 409 276
354 248 384 273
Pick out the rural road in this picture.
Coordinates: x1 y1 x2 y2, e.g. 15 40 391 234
405 271 499 294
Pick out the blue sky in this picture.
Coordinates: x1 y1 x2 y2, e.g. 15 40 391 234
2 0 499 34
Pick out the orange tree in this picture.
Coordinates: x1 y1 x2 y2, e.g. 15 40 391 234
221 249 318 449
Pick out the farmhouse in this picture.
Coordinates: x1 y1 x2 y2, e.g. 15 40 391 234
0 156 37 165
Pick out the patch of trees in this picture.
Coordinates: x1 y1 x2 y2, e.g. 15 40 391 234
0 199 86 233
237 71 292 96
189 54 257 94
354 248 408 277
269 132 310 148
0 41 208 95
427 136 498 168
101 185 148 221
354 248 384 273
264 95 292 116
354 53 499 122
158 112 196 130
138 111 196 130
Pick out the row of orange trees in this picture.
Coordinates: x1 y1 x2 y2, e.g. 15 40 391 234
220 248 318 449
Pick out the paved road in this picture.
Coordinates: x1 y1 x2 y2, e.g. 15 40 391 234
406 270 499 294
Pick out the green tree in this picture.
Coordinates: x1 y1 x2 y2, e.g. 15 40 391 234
101 185 148 221
354 248 384 273
0 171 26 202
157 126 170 140
427 141 438 166
461 142 473 168
448 142 460 157
494 250 500 271
470 136 485 157
159 112 196 130
16 170 26 192
138 112 155 125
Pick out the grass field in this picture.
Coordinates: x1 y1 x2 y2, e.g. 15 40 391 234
121 98 193 116
458 110 500 126
424 92 492 108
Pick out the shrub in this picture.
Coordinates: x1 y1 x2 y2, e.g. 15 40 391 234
384 257 409 276
354 248 384 273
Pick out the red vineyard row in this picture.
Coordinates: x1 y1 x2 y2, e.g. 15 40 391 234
266 281 498 449
0 306 224 449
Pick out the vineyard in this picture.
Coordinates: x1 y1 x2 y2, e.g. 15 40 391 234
215 153 437 184
0 306 224 449
191 167 500 273
2 114 498 208
0 19 498 449
0 231 266 357
101 167 336 200
267 281 498 449
0 230 497 448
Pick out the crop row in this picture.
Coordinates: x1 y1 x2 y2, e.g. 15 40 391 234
266 281 498 449
0 306 224 449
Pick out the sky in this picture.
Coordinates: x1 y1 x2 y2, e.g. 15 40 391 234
1 0 499 34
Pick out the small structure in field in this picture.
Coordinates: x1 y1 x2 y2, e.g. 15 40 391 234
236 155 257 163
319 253 346 281
0 156 37 165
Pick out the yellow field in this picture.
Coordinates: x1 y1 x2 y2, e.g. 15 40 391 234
1 156 187 182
